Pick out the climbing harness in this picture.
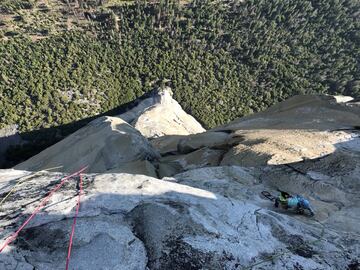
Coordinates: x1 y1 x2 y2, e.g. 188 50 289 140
261 190 314 216
261 191 276 201
0 166 87 270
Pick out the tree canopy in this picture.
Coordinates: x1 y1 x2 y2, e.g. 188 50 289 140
1 0 359 132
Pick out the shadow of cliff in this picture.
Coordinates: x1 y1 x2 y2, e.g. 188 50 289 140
262 134 360 195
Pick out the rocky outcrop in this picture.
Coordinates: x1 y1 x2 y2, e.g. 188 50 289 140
152 95 360 170
220 129 355 166
177 131 231 154
158 147 225 178
215 95 360 167
118 88 205 138
214 95 360 131
1 94 360 269
14 117 160 174
150 135 188 155
0 163 358 269
11 87 205 175
16 94 360 177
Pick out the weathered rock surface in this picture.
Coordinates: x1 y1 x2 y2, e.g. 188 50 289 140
214 95 360 131
123 88 205 138
106 160 158 178
215 95 360 167
152 95 360 169
1 94 360 269
150 135 187 155
220 129 355 166
14 117 160 174
0 164 358 269
177 131 231 154
158 147 225 178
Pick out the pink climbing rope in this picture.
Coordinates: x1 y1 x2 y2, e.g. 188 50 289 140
0 166 87 253
65 174 83 270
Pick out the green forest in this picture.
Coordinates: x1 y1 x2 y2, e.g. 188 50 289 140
1 0 359 133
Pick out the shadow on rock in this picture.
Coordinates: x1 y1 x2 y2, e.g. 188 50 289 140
0 171 358 270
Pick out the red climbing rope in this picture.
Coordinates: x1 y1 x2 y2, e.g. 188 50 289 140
65 174 83 270
0 166 87 253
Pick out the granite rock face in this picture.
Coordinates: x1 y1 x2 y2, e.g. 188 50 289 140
152 94 360 171
118 88 205 138
14 117 160 175
0 165 359 269
1 94 360 269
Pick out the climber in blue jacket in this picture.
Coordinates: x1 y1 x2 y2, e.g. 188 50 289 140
275 191 314 216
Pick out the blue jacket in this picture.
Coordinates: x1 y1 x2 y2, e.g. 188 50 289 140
288 195 312 211
287 197 300 208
